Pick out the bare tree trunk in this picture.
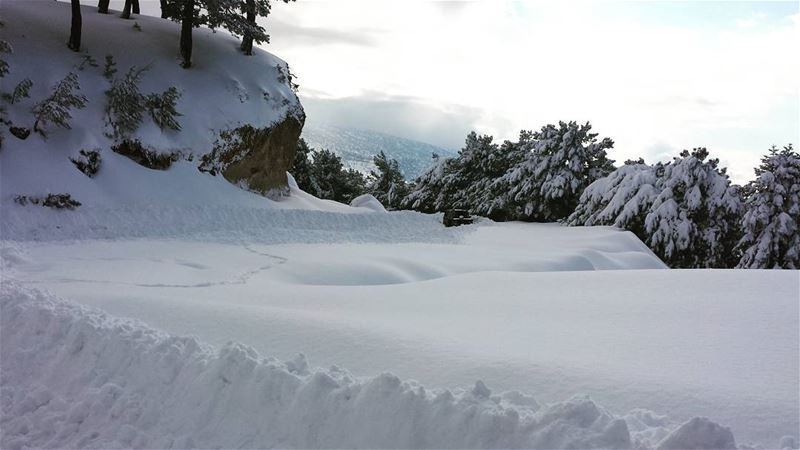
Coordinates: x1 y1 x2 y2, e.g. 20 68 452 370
180 0 194 68
240 0 255 55
97 0 110 14
68 0 82 52
132 0 140 14
120 0 132 19
160 0 169 18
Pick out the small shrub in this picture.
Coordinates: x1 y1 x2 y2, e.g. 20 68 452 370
104 65 148 139
111 139 178 170
70 149 102 177
103 55 117 81
146 87 182 131
132 22 142 31
9 126 30 140
1 78 32 104
14 193 81 209
76 54 98 71
32 72 88 137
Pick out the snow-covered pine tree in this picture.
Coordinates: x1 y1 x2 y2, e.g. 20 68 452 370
32 72 88 137
104 65 148 139
146 86 182 131
644 148 743 268
737 144 800 269
502 121 615 221
367 151 407 210
567 160 659 238
401 153 452 213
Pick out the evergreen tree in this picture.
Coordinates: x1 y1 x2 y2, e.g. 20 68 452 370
567 160 659 238
503 121 615 221
644 148 743 268
98 0 110 14
368 151 407 209
737 144 800 269
32 72 88 137
289 138 313 190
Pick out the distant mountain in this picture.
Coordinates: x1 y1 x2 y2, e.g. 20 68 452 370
301 124 456 180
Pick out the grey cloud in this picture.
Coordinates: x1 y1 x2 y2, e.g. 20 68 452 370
299 92 514 150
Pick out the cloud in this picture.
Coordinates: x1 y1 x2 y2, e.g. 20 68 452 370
300 92 514 150
268 19 379 48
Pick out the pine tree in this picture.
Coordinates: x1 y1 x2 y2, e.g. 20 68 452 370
737 144 800 269
567 160 659 238
502 121 615 221
289 138 314 190
368 151 407 209
98 0 110 14
644 148 742 268
32 72 88 137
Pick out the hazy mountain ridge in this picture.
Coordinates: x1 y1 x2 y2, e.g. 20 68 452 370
301 124 455 180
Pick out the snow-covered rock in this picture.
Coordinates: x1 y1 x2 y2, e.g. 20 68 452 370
350 193 387 212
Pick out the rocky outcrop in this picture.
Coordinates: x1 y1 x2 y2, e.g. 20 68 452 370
200 110 305 198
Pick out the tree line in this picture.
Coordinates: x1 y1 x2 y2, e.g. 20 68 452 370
67 0 293 68
291 122 799 269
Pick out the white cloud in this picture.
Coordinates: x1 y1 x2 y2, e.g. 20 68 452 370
267 1 798 182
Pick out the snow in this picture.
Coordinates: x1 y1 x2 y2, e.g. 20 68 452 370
2 218 798 448
2 2 798 449
350 193 387 212
1 0 300 157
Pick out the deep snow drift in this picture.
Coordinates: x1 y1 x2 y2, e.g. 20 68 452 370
0 281 740 449
2 220 797 448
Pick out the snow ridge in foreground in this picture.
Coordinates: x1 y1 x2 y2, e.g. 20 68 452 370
0 282 738 449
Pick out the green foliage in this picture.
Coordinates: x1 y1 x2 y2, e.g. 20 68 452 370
103 55 117 80
0 39 12 79
32 72 88 137
105 64 182 138
70 149 102 177
2 78 32 104
368 151 408 209
289 139 367 204
104 65 148 139
146 87 182 131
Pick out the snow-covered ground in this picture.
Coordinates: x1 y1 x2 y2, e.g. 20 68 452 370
2 2 798 449
2 213 798 448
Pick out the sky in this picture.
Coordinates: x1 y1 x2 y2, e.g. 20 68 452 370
262 0 799 183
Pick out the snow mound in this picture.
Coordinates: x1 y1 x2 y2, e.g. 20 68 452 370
0 281 724 449
656 417 736 450
350 194 387 212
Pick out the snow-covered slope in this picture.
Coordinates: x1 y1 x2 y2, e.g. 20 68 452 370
0 0 309 206
301 123 455 180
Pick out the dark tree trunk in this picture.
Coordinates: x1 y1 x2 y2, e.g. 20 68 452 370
160 0 169 18
132 0 140 14
120 0 132 19
97 0 110 14
68 0 82 52
240 0 255 55
179 0 194 68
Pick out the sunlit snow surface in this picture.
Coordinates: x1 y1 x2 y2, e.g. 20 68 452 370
2 220 797 448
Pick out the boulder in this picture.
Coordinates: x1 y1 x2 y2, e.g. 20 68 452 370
200 111 305 198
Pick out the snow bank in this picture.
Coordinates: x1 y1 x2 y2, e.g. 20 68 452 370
0 281 726 449
0 204 460 244
350 194 387 212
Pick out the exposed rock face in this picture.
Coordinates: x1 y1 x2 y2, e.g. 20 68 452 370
200 110 305 198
